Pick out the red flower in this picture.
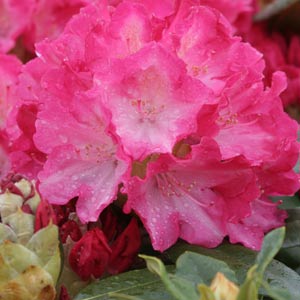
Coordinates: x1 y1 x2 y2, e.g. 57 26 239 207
59 286 70 300
34 199 57 232
100 208 118 241
69 228 111 280
59 220 82 243
108 218 141 275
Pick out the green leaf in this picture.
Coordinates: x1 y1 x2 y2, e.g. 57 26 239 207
74 267 176 300
276 195 300 210
140 255 167 277
255 227 285 275
254 0 299 21
260 285 292 300
166 240 300 299
237 268 259 300
175 251 237 285
276 221 300 271
166 242 255 282
282 221 300 248
286 208 300 222
141 254 198 300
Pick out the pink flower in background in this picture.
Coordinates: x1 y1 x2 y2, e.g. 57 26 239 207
198 0 255 34
0 53 22 179
0 53 22 128
0 0 90 54
22 0 90 52
245 24 300 107
0 0 35 53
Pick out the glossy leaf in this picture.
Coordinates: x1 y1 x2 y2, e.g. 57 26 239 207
74 267 176 300
175 251 237 285
140 255 191 300
166 240 300 298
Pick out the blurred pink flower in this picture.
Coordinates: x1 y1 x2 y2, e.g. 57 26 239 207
245 24 300 107
0 0 35 53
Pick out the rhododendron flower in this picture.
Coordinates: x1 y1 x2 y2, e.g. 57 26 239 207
108 218 141 274
34 199 57 232
0 0 90 54
175 0 255 35
0 54 22 127
22 0 90 52
245 24 300 107
0 53 45 179
199 0 255 34
227 197 287 249
59 286 71 300
14 0 299 252
68 215 141 279
60 220 82 243
0 0 35 53
69 227 111 280
95 42 214 159
124 138 260 250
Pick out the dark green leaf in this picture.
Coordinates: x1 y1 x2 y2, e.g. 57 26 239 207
175 251 237 285
140 255 196 300
166 240 300 298
276 220 300 272
282 221 300 248
74 267 176 300
274 196 300 210
260 286 292 300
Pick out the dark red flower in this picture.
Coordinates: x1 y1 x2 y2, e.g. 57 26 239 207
108 218 141 275
59 220 82 243
21 203 33 214
59 285 70 300
34 199 57 232
52 197 77 226
69 228 111 280
100 207 118 241
0 173 34 198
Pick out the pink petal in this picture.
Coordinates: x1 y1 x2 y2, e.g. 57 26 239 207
39 144 128 222
95 43 214 160
227 197 287 250
124 138 260 251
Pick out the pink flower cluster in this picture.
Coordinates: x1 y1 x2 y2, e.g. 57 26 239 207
0 0 299 252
